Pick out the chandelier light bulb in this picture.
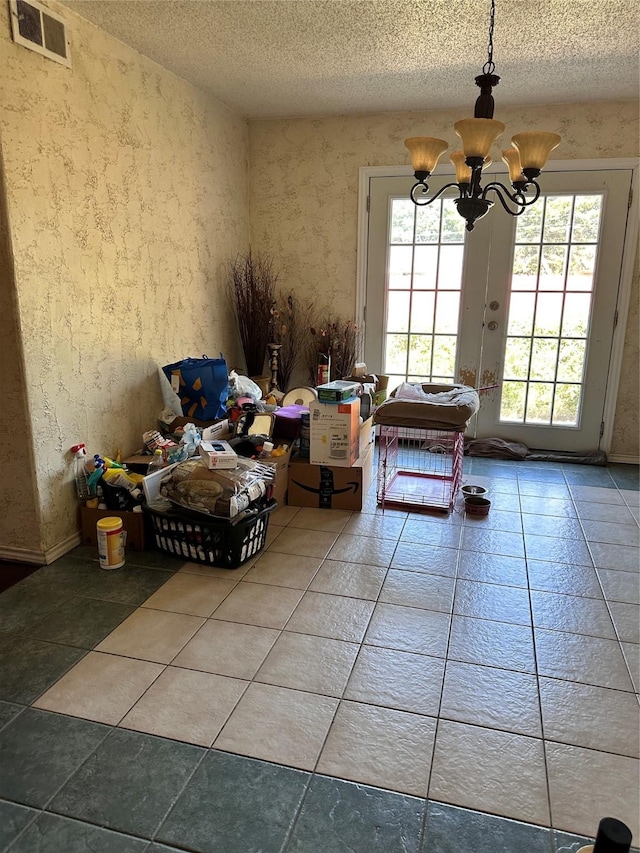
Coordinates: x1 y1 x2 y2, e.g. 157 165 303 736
450 151 492 184
512 131 562 173
450 151 472 184
404 136 449 176
501 147 525 184
454 118 505 160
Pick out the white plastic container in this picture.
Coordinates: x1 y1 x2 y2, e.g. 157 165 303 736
96 516 125 570
259 441 274 459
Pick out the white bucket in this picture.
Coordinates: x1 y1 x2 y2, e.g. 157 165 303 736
96 516 125 570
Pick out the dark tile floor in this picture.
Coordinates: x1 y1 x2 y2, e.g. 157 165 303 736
0 562 39 595
0 457 638 852
0 727 610 853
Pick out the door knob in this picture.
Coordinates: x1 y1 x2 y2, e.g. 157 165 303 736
487 321 498 331
489 301 500 311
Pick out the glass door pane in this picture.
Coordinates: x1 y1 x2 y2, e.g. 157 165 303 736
475 168 632 451
499 193 603 427
383 197 465 388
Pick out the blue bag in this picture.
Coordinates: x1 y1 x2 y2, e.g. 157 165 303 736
162 354 229 421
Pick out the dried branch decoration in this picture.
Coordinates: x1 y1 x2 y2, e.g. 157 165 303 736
270 291 318 392
230 251 278 377
303 312 362 385
324 314 362 381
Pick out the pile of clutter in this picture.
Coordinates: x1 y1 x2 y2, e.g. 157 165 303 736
71 445 146 513
70 358 389 567
70 370 299 525
71 423 278 524
72 363 389 518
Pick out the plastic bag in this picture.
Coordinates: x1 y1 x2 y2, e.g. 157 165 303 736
179 423 202 457
160 457 275 518
229 370 262 402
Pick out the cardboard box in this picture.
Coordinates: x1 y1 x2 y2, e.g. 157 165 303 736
261 443 294 507
287 442 374 511
343 373 389 391
309 398 361 467
374 387 388 407
165 415 223 431
199 440 238 469
122 454 156 474
80 506 146 551
343 374 389 408
360 416 375 457
201 420 231 441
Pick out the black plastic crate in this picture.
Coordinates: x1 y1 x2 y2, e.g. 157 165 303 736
143 499 277 569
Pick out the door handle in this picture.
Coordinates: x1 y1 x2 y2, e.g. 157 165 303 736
487 321 499 331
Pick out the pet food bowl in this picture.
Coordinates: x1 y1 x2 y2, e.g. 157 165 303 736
461 484 488 498
464 496 491 516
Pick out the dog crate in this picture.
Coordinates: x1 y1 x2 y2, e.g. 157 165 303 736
377 425 464 512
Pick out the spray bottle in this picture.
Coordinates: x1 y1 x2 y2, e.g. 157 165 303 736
70 444 92 503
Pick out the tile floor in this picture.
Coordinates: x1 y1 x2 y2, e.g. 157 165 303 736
0 457 638 852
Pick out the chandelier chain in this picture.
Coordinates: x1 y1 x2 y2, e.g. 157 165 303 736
482 0 496 75
404 0 560 230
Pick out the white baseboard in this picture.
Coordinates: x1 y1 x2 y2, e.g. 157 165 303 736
44 532 82 564
0 545 46 565
0 531 81 566
608 454 640 465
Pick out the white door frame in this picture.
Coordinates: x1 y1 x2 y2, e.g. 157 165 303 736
357 158 639 456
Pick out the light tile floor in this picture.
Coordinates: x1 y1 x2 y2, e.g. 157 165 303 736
0 457 639 852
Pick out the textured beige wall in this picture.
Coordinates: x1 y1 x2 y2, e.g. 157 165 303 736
0 3 249 558
249 101 639 456
610 249 639 458
0 142 42 554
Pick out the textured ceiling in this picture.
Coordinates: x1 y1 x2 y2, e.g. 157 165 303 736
63 0 640 119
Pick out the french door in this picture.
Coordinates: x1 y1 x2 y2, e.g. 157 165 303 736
365 169 633 452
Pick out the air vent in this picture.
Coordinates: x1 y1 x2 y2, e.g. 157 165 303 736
9 0 71 67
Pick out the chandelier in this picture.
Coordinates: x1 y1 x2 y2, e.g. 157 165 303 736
404 0 561 231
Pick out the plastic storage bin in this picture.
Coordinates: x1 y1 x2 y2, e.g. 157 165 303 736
144 499 277 569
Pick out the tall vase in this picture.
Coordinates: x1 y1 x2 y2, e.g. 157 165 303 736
267 343 282 391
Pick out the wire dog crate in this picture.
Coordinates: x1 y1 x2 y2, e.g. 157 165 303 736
377 425 464 512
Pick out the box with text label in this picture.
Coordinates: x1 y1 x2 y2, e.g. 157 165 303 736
287 443 374 511
309 397 361 467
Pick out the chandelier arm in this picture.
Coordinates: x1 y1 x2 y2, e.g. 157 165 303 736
410 180 461 207
518 181 541 207
481 181 541 216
